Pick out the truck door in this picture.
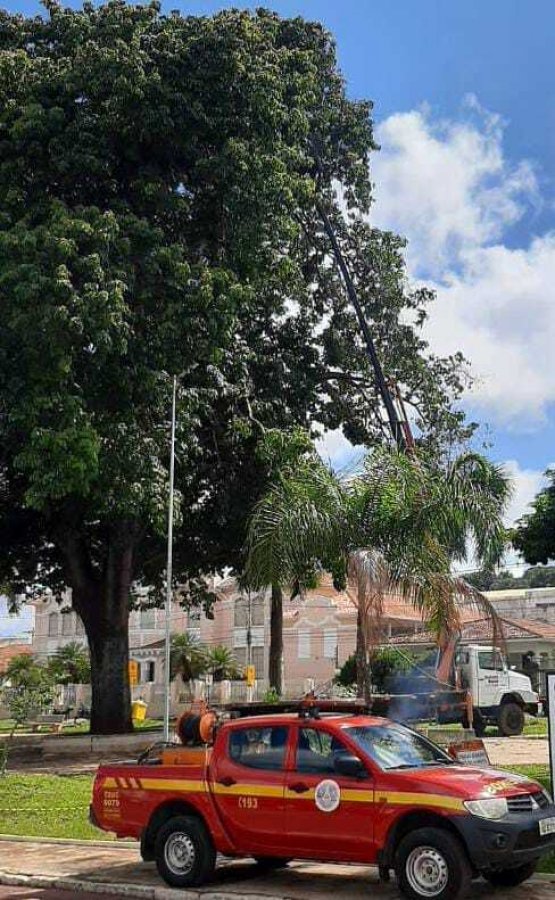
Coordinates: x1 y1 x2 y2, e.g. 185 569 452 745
282 724 376 862
477 648 507 706
209 723 289 855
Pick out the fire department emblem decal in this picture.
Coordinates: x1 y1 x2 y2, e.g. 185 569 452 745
314 779 341 812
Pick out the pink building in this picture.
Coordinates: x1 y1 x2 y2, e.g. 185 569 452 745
31 577 428 702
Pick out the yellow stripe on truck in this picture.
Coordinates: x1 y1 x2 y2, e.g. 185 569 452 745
100 778 465 813
379 791 465 812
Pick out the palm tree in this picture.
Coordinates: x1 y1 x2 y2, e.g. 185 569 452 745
206 645 240 682
245 432 345 694
47 642 91 685
170 633 208 682
245 438 511 698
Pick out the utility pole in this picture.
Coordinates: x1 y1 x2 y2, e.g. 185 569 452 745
163 375 177 743
246 589 253 702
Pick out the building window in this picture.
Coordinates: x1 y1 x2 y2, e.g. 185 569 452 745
252 646 265 675
251 597 265 626
234 600 247 627
61 612 74 636
323 629 337 660
234 647 247 668
144 661 155 683
234 595 265 627
48 613 59 637
188 606 201 623
233 627 247 648
298 629 311 660
140 608 156 629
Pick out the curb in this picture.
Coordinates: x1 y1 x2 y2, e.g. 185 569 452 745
0 834 136 849
0 872 281 900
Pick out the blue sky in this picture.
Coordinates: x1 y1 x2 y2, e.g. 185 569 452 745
2 1 554 636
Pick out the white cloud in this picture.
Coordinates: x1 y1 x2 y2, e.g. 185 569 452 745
0 596 33 640
373 98 538 272
503 460 548 526
425 237 555 425
315 428 362 470
372 100 555 426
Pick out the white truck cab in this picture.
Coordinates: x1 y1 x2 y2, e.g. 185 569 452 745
454 644 540 736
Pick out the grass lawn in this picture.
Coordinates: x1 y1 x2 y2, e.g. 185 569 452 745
0 718 163 735
0 773 105 840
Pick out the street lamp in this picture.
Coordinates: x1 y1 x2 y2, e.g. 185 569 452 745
163 375 177 743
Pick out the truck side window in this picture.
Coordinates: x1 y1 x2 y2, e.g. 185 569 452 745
296 727 349 775
478 650 503 671
228 726 288 771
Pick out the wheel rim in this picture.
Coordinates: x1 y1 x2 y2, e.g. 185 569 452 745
164 832 196 876
506 709 521 731
406 846 449 897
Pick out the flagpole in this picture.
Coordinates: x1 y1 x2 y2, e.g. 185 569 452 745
163 375 177 742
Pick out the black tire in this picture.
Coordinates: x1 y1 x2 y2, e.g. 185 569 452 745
484 861 536 887
498 701 525 736
254 856 291 870
395 827 471 900
140 829 154 862
154 814 216 888
462 708 486 737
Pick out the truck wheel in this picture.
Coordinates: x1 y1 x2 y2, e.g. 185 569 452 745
154 814 216 888
395 827 471 900
483 862 536 887
462 708 486 737
498 701 524 736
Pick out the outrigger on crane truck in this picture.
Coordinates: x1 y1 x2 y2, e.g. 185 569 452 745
91 698 555 900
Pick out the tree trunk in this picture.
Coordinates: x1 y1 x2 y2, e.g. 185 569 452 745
269 584 283 695
87 619 132 734
58 524 135 734
356 607 370 701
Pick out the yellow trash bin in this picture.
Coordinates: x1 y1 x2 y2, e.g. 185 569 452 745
131 699 147 725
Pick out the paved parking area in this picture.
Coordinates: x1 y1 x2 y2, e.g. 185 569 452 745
1 839 555 900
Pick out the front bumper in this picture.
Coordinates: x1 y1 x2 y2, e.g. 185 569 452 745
454 807 555 871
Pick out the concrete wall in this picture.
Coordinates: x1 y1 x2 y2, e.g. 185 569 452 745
486 587 555 623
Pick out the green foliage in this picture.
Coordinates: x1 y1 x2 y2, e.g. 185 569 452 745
513 469 555 565
246 436 511 665
206 645 241 682
335 654 357 688
169 633 208 682
0 2 476 729
335 648 413 691
465 565 555 591
262 687 281 704
0 656 55 772
46 642 91 685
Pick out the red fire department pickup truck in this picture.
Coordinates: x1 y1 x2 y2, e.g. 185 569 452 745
90 701 555 900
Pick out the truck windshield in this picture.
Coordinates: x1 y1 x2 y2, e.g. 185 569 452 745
343 723 453 770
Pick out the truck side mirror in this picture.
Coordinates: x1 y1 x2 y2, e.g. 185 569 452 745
333 751 367 780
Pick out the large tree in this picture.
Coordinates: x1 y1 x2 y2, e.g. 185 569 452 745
513 469 555 565
0 2 471 731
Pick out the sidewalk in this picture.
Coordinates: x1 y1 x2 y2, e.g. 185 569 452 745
1 838 555 900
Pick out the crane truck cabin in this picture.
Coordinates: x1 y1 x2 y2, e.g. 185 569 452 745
91 700 554 900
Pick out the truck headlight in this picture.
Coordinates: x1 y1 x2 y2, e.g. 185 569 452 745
464 798 508 820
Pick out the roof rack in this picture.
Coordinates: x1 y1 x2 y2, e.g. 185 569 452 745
221 698 371 720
